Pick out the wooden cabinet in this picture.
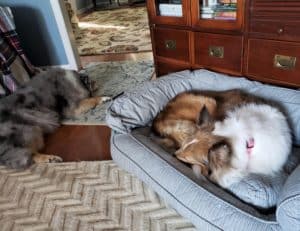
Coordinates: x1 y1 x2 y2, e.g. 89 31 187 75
147 0 300 87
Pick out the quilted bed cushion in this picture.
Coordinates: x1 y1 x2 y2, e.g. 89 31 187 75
106 69 300 208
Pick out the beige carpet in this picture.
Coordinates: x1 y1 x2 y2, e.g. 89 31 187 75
0 161 195 230
76 7 152 55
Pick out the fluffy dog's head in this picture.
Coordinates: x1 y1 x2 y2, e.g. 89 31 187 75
175 131 231 177
55 69 90 101
175 106 232 176
47 69 91 118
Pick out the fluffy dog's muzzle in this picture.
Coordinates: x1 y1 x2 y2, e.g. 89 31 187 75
79 73 94 97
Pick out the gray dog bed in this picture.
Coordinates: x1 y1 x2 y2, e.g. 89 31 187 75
106 69 300 230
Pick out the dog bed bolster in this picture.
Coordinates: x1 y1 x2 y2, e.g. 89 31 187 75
277 164 300 230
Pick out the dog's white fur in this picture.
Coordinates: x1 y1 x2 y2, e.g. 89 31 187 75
211 103 292 188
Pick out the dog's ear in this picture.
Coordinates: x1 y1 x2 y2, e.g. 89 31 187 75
197 106 213 126
175 149 197 164
208 140 231 169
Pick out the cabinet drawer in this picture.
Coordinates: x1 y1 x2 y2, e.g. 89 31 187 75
153 27 190 62
250 20 300 42
194 33 243 74
156 60 190 77
246 39 300 86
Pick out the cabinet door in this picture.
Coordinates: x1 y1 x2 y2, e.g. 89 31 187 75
191 0 245 31
147 0 190 26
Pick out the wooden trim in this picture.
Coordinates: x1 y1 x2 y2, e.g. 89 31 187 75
50 0 80 70
189 31 195 66
156 56 190 66
246 75 300 89
149 25 159 75
192 64 243 77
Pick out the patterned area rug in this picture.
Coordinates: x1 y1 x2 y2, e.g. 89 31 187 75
0 161 196 230
76 7 152 55
63 60 154 125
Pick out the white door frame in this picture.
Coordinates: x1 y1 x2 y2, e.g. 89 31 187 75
49 0 81 70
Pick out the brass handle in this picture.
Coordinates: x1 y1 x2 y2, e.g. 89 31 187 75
209 46 224 58
165 40 176 50
274 54 296 70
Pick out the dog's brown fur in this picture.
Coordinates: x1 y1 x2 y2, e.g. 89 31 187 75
152 89 266 176
152 92 217 149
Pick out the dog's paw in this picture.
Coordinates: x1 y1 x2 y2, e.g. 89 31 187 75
33 153 63 164
48 155 63 163
101 96 112 103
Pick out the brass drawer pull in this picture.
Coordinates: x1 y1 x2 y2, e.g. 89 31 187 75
209 46 224 58
165 40 176 50
274 54 296 70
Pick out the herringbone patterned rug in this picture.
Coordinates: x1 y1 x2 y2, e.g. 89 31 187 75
0 161 195 230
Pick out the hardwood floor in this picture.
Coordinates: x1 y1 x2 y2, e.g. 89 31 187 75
80 52 153 67
43 125 111 161
43 51 153 162
78 4 146 19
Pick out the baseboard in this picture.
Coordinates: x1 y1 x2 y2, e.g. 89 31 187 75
39 64 80 71
77 4 93 15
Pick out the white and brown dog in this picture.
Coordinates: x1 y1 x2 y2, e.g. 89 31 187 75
207 102 291 188
153 90 292 188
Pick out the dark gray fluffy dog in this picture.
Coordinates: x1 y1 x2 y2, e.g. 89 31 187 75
0 69 110 169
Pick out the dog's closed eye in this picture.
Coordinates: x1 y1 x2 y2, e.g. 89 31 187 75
208 140 232 169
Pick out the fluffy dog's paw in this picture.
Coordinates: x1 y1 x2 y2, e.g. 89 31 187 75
73 96 113 116
101 96 112 103
33 153 63 164
48 155 63 163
